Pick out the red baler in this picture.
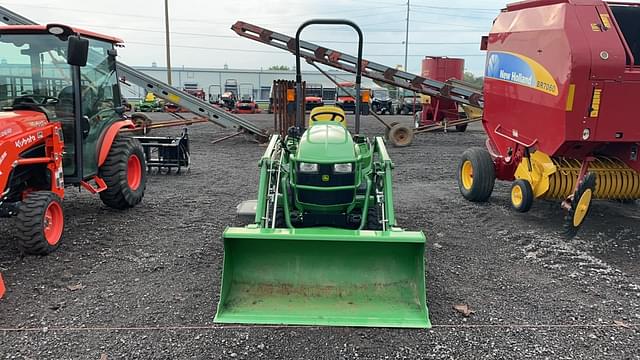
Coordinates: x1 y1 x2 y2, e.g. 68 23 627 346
459 0 640 235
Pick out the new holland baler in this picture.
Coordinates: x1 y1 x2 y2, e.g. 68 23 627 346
459 0 640 235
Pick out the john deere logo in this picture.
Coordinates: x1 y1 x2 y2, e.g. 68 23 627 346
322 175 330 182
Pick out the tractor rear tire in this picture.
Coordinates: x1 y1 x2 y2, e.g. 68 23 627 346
16 191 64 255
99 136 147 210
388 123 414 147
458 147 495 202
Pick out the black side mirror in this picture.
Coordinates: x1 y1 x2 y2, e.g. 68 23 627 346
67 36 89 67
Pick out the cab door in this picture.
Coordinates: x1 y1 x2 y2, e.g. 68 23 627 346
79 39 122 178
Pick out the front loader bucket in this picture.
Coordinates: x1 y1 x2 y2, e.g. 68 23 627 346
214 227 430 328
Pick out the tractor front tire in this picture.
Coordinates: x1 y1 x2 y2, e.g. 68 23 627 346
458 147 495 202
99 136 147 210
366 206 382 230
16 191 64 255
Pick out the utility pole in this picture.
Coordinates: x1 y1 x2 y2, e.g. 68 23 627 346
164 0 172 85
404 0 410 73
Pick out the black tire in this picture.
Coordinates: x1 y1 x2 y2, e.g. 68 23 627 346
458 147 495 202
99 136 147 210
365 206 382 230
455 124 468 132
510 179 534 213
16 191 64 255
563 172 596 238
388 123 414 147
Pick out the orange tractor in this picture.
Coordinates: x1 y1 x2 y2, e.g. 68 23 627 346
0 24 147 293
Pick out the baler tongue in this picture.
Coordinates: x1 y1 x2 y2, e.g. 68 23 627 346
214 227 430 328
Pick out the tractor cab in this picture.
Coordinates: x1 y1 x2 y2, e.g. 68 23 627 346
0 24 125 182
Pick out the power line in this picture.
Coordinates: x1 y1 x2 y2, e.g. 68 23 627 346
125 41 486 57
67 22 482 46
410 4 499 12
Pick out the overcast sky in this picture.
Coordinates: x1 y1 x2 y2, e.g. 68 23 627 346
6 0 511 75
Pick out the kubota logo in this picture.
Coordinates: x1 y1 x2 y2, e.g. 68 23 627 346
15 134 36 148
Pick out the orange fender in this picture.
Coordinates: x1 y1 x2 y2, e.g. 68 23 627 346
98 120 135 167
0 273 5 299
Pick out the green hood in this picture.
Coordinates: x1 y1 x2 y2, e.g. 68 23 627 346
296 124 356 163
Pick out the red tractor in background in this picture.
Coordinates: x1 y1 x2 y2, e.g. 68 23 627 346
0 24 147 293
335 81 370 115
220 79 238 112
183 82 206 101
233 83 260 114
304 83 324 111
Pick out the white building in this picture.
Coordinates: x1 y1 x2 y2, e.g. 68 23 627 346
125 66 378 102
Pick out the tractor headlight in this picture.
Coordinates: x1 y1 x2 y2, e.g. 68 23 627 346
333 163 353 173
299 162 318 173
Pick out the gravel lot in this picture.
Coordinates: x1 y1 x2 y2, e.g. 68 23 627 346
1 113 638 359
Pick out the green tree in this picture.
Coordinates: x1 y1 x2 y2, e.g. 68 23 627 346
463 72 484 88
268 65 290 71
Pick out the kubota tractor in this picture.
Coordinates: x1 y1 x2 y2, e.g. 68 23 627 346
304 83 324 111
335 81 370 115
0 24 146 256
233 83 260 114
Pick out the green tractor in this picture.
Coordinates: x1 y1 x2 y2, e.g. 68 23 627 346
214 20 429 328
134 92 163 112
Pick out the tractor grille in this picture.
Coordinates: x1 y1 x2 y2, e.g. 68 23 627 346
296 164 356 205
297 164 355 187
298 189 354 205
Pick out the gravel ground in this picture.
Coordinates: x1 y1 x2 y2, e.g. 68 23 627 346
0 113 638 359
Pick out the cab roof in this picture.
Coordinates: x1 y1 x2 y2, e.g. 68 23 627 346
0 24 123 44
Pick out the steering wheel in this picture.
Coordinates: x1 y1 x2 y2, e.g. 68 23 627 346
311 111 346 124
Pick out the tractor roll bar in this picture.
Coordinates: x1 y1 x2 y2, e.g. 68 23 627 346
295 19 363 135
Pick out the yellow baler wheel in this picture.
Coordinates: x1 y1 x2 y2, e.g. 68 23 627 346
510 179 534 212
461 160 474 190
572 188 593 227
563 172 596 238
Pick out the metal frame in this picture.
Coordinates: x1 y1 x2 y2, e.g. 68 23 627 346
232 21 484 109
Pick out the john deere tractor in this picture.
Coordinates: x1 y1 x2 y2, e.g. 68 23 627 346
215 20 429 328
0 24 146 257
